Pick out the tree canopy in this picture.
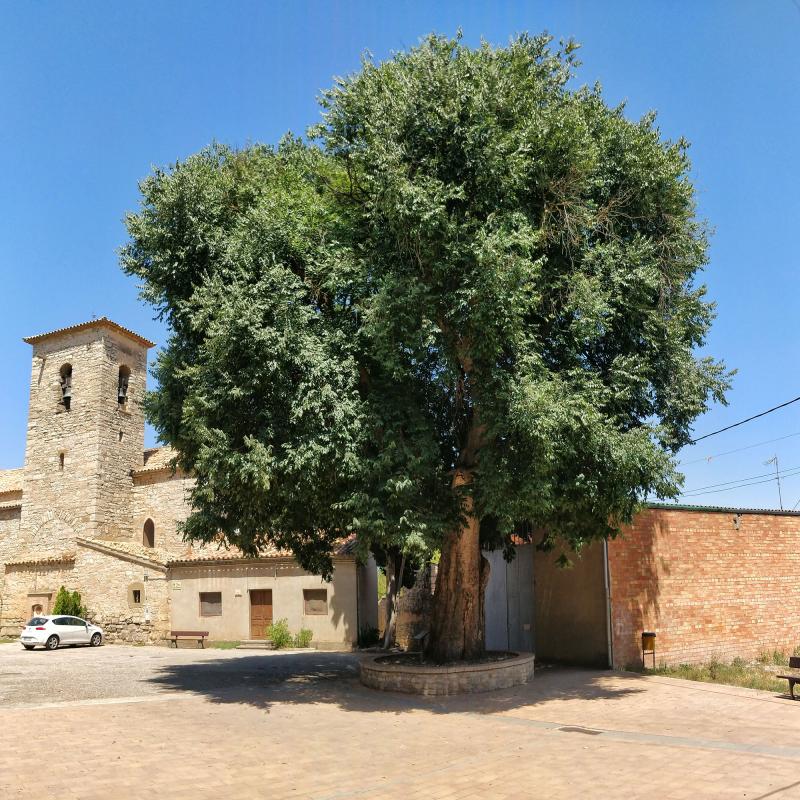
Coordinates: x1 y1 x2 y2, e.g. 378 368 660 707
122 33 730 658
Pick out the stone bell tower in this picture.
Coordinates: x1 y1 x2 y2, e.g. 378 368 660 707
19 318 154 550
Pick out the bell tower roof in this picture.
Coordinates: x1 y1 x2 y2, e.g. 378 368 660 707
23 317 155 349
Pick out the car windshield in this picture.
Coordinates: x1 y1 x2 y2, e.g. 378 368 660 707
26 617 48 626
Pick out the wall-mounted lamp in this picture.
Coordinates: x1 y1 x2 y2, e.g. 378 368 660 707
733 513 742 531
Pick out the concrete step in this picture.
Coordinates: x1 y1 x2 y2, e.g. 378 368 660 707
236 640 274 650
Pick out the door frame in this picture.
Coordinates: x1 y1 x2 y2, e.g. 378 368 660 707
28 592 53 617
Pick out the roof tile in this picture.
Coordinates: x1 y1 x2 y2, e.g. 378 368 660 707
23 317 155 348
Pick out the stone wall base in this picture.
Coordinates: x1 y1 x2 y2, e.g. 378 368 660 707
360 652 535 696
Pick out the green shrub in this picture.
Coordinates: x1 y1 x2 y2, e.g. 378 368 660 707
52 586 70 614
266 618 293 649
358 626 380 647
293 628 313 648
52 586 88 617
757 649 787 666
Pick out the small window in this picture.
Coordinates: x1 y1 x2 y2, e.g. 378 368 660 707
303 589 328 615
59 364 72 410
143 519 155 548
59 452 65 470
118 365 131 405
127 582 144 610
200 592 222 616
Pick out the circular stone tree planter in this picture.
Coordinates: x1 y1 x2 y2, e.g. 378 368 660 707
360 652 535 696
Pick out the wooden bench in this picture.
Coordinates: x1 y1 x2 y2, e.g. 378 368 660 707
777 656 800 700
169 630 209 648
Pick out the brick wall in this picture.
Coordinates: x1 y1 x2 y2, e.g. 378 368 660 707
608 507 800 668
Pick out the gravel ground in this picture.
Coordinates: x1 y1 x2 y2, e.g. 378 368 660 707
0 641 360 706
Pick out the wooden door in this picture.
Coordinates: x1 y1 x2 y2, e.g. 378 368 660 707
249 590 273 639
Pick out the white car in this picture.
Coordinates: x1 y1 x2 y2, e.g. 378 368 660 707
20 615 103 650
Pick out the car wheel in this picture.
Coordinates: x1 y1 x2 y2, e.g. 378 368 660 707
23 645 35 651
45 635 59 650
90 632 102 647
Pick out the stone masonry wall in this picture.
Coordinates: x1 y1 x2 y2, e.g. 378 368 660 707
74 544 170 643
132 470 195 557
21 328 109 541
1 559 75 634
94 333 148 541
0 507 21 550
608 507 800 668
20 327 148 543
0 323 156 638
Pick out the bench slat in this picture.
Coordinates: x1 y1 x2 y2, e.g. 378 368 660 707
168 630 209 649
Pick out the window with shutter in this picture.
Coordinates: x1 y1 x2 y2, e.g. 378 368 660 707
199 592 222 616
303 589 328 615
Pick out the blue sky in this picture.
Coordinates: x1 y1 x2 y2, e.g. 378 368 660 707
1 1 799 509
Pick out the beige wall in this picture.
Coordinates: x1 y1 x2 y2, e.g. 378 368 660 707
533 541 610 667
168 559 359 645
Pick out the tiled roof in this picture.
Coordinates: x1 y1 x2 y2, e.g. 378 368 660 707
133 446 178 475
0 500 22 512
23 317 155 348
0 468 23 495
6 553 75 567
168 535 359 565
77 538 178 567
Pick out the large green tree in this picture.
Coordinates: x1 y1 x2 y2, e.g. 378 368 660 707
122 34 730 662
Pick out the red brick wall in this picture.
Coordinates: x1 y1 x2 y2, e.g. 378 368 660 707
608 507 800 668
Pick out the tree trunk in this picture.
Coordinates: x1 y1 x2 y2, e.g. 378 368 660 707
426 478 489 663
382 551 405 650
425 339 488 662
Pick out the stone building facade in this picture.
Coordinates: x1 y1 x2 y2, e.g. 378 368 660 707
0 318 377 645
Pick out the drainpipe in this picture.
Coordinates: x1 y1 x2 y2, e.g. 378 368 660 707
602 539 614 669
355 560 361 645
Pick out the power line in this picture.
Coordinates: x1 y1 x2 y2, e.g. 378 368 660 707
681 467 800 495
678 431 800 466
681 465 800 495
678 470 800 498
690 395 800 444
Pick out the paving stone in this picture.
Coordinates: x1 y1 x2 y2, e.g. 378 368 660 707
2 644 800 799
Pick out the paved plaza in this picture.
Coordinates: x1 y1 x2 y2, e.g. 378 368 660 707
1 642 800 799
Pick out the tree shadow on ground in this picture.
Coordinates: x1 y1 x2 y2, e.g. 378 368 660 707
144 651 644 716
